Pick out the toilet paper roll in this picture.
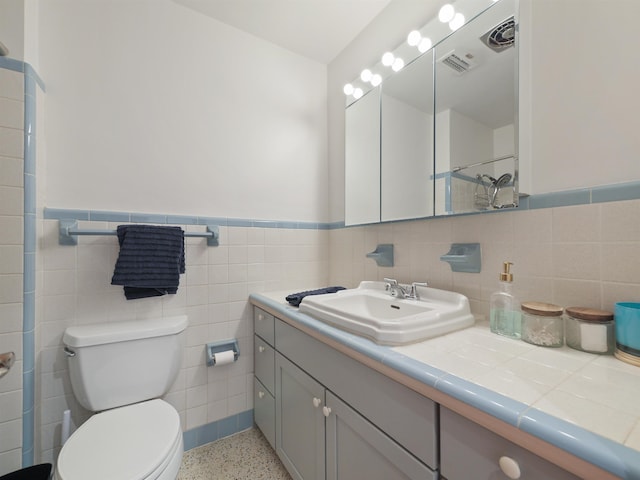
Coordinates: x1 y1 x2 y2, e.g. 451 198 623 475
213 350 235 366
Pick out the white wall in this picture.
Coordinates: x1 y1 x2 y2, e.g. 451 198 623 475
529 0 640 194
0 0 25 60
38 0 328 222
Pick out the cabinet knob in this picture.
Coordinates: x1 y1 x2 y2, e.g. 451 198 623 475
312 397 321 408
258 346 265 353
499 456 521 479
322 406 332 417
257 313 264 321
258 391 265 399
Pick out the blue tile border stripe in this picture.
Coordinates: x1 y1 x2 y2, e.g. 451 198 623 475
183 410 254 451
43 208 334 230
43 179 640 236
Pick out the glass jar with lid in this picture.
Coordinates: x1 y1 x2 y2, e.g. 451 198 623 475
565 307 614 354
521 302 564 347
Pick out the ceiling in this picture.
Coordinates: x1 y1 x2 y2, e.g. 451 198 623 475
172 0 393 64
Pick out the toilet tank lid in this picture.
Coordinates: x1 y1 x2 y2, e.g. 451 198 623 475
63 315 188 348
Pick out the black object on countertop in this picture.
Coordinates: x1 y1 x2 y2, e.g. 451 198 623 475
0 464 52 480
286 286 346 307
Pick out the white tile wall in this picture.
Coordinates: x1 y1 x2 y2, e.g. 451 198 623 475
35 220 329 463
0 68 24 476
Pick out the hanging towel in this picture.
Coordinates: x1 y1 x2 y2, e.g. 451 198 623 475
285 286 346 307
111 225 185 300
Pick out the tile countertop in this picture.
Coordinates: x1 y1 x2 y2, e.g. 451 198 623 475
250 291 640 480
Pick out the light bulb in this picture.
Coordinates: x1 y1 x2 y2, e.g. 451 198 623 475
353 88 363 99
392 57 404 72
370 74 382 87
418 37 432 53
449 12 465 31
407 30 421 47
381 52 395 67
438 4 455 23
343 83 354 96
360 69 372 82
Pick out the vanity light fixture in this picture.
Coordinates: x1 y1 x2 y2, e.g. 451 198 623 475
343 83 355 96
407 30 422 47
392 57 405 72
449 12 466 31
381 52 395 67
438 4 455 23
370 74 382 86
353 88 364 99
418 37 433 53
360 69 373 82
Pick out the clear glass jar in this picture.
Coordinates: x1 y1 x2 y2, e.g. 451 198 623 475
521 302 564 347
565 307 614 354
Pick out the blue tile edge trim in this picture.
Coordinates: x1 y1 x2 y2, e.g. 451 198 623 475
40 180 640 233
21 62 40 468
183 410 254 451
44 208 334 230
0 58 46 92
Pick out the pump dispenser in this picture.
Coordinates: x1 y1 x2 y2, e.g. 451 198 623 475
490 261 521 338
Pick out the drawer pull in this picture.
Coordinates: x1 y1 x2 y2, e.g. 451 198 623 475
258 346 265 353
322 406 332 417
312 397 321 408
258 390 265 399
499 456 521 479
257 313 264 321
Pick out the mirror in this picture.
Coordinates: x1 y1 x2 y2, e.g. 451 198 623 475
345 87 380 226
381 51 435 221
435 0 517 214
344 0 518 225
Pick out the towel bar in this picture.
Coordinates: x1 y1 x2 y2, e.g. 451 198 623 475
58 219 219 246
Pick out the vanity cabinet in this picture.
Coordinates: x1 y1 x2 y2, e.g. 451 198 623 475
275 352 436 480
253 308 276 448
440 408 580 480
255 307 438 480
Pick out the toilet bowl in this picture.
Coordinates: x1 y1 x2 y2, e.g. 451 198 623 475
55 316 188 480
55 400 182 480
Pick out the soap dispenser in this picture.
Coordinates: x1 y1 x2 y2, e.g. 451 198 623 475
490 261 521 338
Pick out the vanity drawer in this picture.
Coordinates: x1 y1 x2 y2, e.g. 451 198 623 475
254 335 275 395
275 319 437 470
254 377 275 449
440 408 580 480
254 307 275 346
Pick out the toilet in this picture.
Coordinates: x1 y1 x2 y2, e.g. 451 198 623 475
55 315 188 480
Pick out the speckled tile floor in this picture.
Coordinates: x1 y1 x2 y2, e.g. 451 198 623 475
177 428 292 480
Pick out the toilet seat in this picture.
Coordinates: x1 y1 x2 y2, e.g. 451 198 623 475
56 399 182 480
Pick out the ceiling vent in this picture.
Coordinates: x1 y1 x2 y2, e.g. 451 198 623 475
438 50 477 75
480 16 516 53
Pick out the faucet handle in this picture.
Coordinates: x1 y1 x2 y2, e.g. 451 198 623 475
408 282 428 299
383 278 398 292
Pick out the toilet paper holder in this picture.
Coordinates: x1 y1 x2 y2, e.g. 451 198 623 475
206 339 240 366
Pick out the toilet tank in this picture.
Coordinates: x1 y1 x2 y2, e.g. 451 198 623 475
63 316 187 412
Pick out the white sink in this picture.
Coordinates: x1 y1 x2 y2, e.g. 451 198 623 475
299 281 475 345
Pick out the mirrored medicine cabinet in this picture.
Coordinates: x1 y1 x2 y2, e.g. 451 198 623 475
345 0 518 226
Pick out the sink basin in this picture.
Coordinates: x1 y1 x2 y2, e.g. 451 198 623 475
299 281 475 345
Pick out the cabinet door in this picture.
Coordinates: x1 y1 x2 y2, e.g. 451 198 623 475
325 391 437 480
254 377 275 449
276 353 325 480
441 408 581 480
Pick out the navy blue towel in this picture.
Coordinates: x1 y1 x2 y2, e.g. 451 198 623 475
111 225 185 300
286 286 346 307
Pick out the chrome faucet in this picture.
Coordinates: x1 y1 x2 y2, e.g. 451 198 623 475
384 278 428 300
